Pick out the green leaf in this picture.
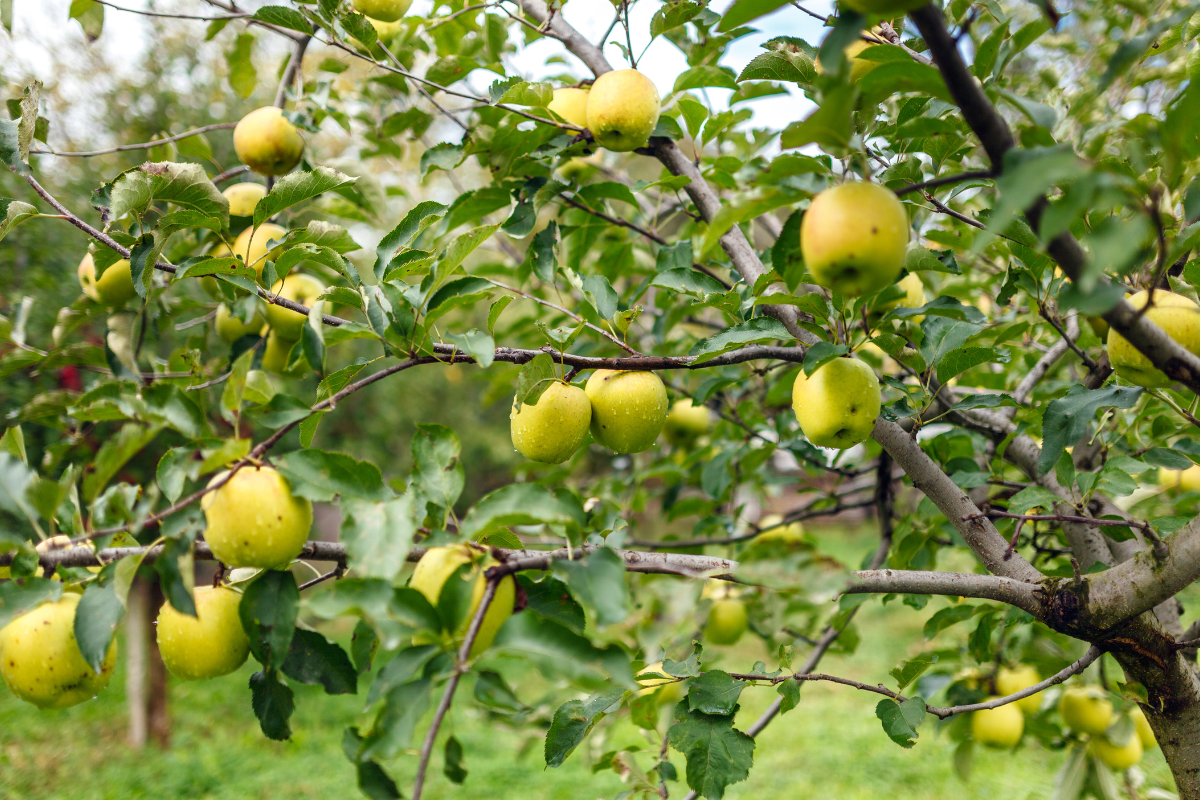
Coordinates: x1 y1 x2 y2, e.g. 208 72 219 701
875 697 926 748
948 394 1017 413
802 342 850 376
473 670 530 715
1039 385 1143 476
737 50 815 83
667 703 755 798
426 55 476 87
923 604 977 640
444 735 468 784
249 669 294 740
1007 485 1061 515
435 223 502 276
651 268 726 296
362 679 433 760
444 329 495 368
689 318 792 363
918 316 983 369
687 671 744 715
651 0 704 37
717 0 790 32
0 199 37 243
410 424 464 513
227 33 257 99
525 221 558 284
253 168 357 228
0 578 63 631
366 645 440 707
252 5 312 34
82 423 162 502
156 534 197 617
493 613 632 686
111 162 229 229
936 346 1008 383
776 679 800 714
460 482 581 539
673 66 739 93
517 574 586 635
282 628 358 695
889 653 939 692
496 80 553 107
780 83 855 151
513 352 558 406
545 687 626 767
273 449 389 503
552 547 628 627
856 61 951 107
419 142 464 178
339 495 416 583
240 570 300 672
374 201 447 277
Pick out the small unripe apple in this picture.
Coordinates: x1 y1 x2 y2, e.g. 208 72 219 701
409 545 515 658
261 331 307 377
1131 707 1157 749
264 273 326 340
231 223 288 279
1092 732 1143 771
586 69 661 152
510 381 592 464
995 665 1043 714
78 253 137 307
548 87 590 128
1160 465 1200 492
705 599 748 645
1059 685 1114 735
352 0 412 22
156 586 250 680
756 514 804 544
972 701 1024 748
801 182 909 296
792 358 880 449
215 303 265 343
585 370 669 454
201 465 313 568
0 594 116 709
223 182 267 217
233 107 305 177
1107 290 1200 387
662 399 711 447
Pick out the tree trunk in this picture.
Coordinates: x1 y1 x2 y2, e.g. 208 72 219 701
147 579 171 749
125 578 148 748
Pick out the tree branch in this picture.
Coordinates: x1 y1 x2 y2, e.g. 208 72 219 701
844 569 1045 616
274 35 312 109
892 169 993 197
31 123 237 158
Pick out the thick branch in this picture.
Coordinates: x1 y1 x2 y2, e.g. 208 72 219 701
845 569 1045 616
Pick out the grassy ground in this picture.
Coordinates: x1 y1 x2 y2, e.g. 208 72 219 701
0 526 1180 799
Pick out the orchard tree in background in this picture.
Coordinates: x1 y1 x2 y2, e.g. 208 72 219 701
6 0 1200 798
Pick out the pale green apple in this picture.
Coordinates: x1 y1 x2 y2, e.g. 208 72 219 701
585 369 669 453
662 399 711 446
261 331 307 377
791 357 880 449
1059 685 1114 735
265 273 326 340
705 599 748 645
1092 732 1143 771
995 665 1043 714
409 545 515 658
1107 289 1200 387
215 303 265 343
586 69 660 152
548 87 590 128
230 223 288 279
801 182 910 296
972 702 1024 748
352 0 411 22
233 107 304 176
201 465 312 568
1131 707 1157 749
78 253 137 307
156 586 250 680
510 380 592 464
223 182 267 217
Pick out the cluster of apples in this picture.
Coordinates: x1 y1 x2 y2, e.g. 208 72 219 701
547 69 661 153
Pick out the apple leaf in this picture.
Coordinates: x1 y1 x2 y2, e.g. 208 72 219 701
717 0 790 32
249 669 294 741
802 342 849 376
74 580 123 673
273 448 390 502
544 687 627 767
552 546 628 627
362 678 433 760
686 670 745 715
875 697 926 748
240 570 300 672
0 577 63 632
689 318 792 363
253 167 357 228
513 352 558 406
0 199 37 244
459 482 582 540
667 703 756 797
281 628 358 695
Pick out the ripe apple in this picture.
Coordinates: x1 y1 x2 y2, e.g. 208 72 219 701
369 17 405 42
0 594 116 709
792 357 881 449
1092 731 1144 771
261 331 307 377
873 272 926 322
510 380 592 464
705 599 748 646
1087 316 1109 339
558 153 603 181
223 182 267 217
549 87 590 128
972 701 1024 748
78 253 137 307
801 182 909 296
995 664 1043 714
352 0 411 22
585 369 669 454
215 303 265 343
1131 706 1157 749
231 223 288 279
1160 465 1200 492
156 586 250 680
586 69 661 152
264 273 326 340
409 545 516 658
662 399 711 447
1107 290 1200 387
201 465 313 568
1059 685 1114 735
233 107 305 176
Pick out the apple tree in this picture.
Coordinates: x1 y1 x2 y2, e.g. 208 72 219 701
4 0 1200 798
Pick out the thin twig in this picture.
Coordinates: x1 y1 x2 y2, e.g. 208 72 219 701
893 170 993 196
92 0 245 20
32 123 238 158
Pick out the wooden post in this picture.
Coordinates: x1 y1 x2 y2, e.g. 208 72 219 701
147 578 171 748
125 578 148 749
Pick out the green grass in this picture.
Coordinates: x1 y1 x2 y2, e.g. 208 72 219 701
0 526 1180 799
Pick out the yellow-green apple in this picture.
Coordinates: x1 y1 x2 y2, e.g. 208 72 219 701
1087 316 1109 339
586 69 660 152
1059 685 1114 735
791 357 881 449
510 381 592 464
201 465 312 568
215 303 266 343
996 664 1043 714
585 369 669 453
1092 732 1143 771
223 182 267 217
78 253 137 307
352 0 411 22
637 661 686 706
801 182 909 296
0 594 116 709
972 702 1024 747
1160 465 1200 492
756 514 804 544
233 107 305 176
231 223 288 278
156 586 250 680
816 38 882 82
265 273 326 340
1131 707 1157 749
409 544 516 658
705 599 748 645
549 87 590 128
873 272 926 322
261 331 307 377
1107 289 1200 387
662 399 711 446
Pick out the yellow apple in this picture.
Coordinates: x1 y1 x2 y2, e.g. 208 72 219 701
233 107 305 177
995 665 1043 714
792 357 880 449
0 594 116 709
705 599 747 645
156 586 250 680
215 303 265 343
801 182 910 296
1160 465 1200 492
1092 732 1143 771
231 223 288 279
586 69 660 152
370 17 405 42
264 273 326 340
816 38 882 82
409 544 516 658
78 253 137 307
549 87 590 128
510 381 592 464
1131 706 1157 749
1087 316 1109 339
201 465 312 568
756 514 804 543
1107 290 1200 387
972 702 1024 748
223 182 267 217
585 369 669 454
352 0 411 22
873 272 926 322
261 331 307 377
1059 685 1114 735
662 399 711 447
637 661 685 706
